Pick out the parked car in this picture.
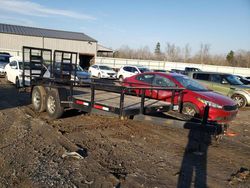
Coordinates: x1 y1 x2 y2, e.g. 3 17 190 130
43 63 91 82
88 64 116 79
117 65 150 81
0 52 11 77
152 69 168 73
123 72 238 123
235 75 250 85
189 72 250 108
185 67 202 73
170 69 185 75
5 58 43 87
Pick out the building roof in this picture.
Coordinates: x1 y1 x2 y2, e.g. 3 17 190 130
0 23 97 42
97 44 113 52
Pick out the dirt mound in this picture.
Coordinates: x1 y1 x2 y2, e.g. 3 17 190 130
1 78 250 187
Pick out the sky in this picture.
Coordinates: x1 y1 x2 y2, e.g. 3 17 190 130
0 0 249 55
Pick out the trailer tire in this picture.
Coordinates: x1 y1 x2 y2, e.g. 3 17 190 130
32 86 47 112
46 89 64 119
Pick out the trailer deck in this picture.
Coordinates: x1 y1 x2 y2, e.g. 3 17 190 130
72 86 172 117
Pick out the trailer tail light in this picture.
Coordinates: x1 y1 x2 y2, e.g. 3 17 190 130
75 100 89 106
94 104 109 111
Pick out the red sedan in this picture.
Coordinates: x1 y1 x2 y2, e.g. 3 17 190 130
123 72 238 123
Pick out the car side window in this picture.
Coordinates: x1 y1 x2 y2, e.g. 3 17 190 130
210 74 222 83
131 67 138 73
10 61 17 69
136 74 154 84
153 75 176 87
92 65 97 69
123 66 132 72
193 73 209 81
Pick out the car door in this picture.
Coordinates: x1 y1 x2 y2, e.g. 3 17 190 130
192 73 211 89
8 61 19 83
133 74 155 96
123 66 136 78
92 65 98 77
151 75 176 100
210 74 231 95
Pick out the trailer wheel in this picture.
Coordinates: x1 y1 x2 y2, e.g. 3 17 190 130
182 102 199 117
32 86 46 112
46 90 64 119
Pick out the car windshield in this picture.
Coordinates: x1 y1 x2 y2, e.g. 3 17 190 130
139 68 150 73
174 75 209 91
0 56 9 63
76 65 84 71
0 62 7 67
224 75 243 85
99 66 112 70
72 64 85 72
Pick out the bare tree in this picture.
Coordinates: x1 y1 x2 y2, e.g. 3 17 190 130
183 43 191 63
112 43 250 68
165 42 182 62
198 43 210 64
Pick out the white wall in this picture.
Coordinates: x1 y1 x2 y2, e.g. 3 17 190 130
96 57 250 77
0 33 97 59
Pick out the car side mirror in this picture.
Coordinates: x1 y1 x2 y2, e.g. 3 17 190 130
11 65 17 69
134 71 139 74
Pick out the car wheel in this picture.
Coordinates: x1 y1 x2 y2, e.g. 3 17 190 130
182 102 199 117
232 94 247 108
32 86 46 112
15 77 20 88
119 75 124 82
5 73 9 82
98 73 101 79
46 89 64 119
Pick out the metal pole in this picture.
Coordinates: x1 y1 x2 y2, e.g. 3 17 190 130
202 104 210 125
119 88 125 117
91 84 95 108
171 90 175 110
140 89 145 114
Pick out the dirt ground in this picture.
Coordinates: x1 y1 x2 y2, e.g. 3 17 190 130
0 77 250 188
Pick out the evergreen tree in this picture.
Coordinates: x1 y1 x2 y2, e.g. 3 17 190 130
154 42 161 55
226 50 235 66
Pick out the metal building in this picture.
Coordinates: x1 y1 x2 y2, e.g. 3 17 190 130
0 23 97 69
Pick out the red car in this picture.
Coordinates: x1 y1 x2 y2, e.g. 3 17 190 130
123 72 238 123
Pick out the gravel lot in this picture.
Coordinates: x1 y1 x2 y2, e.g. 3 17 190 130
0 77 250 188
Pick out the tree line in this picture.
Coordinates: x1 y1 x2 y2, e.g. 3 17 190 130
113 42 250 68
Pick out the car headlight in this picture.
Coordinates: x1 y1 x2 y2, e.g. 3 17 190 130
197 98 223 109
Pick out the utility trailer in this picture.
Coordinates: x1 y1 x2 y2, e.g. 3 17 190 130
22 46 184 119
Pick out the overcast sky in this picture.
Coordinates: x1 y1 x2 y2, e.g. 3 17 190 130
0 0 249 54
